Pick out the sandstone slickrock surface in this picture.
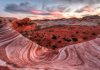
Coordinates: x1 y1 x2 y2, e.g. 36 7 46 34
0 16 100 70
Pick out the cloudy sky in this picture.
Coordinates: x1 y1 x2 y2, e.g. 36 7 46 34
0 0 100 19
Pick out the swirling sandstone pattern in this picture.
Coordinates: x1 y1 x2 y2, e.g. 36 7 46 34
0 17 100 70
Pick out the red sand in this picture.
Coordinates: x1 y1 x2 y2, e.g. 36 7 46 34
12 18 100 50
31 25 100 49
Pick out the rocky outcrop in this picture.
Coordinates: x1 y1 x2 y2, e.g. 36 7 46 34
0 17 100 70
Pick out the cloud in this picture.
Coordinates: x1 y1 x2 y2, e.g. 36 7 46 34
76 5 95 13
4 2 34 14
43 0 100 13
4 0 100 17
4 2 52 15
45 5 69 12
56 0 100 4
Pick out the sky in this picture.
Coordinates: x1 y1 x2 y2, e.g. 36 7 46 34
0 0 100 19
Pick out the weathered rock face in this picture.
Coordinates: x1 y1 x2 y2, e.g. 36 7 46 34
32 15 100 29
12 18 37 32
0 17 100 70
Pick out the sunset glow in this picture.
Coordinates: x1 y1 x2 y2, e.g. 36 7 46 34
0 0 100 19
